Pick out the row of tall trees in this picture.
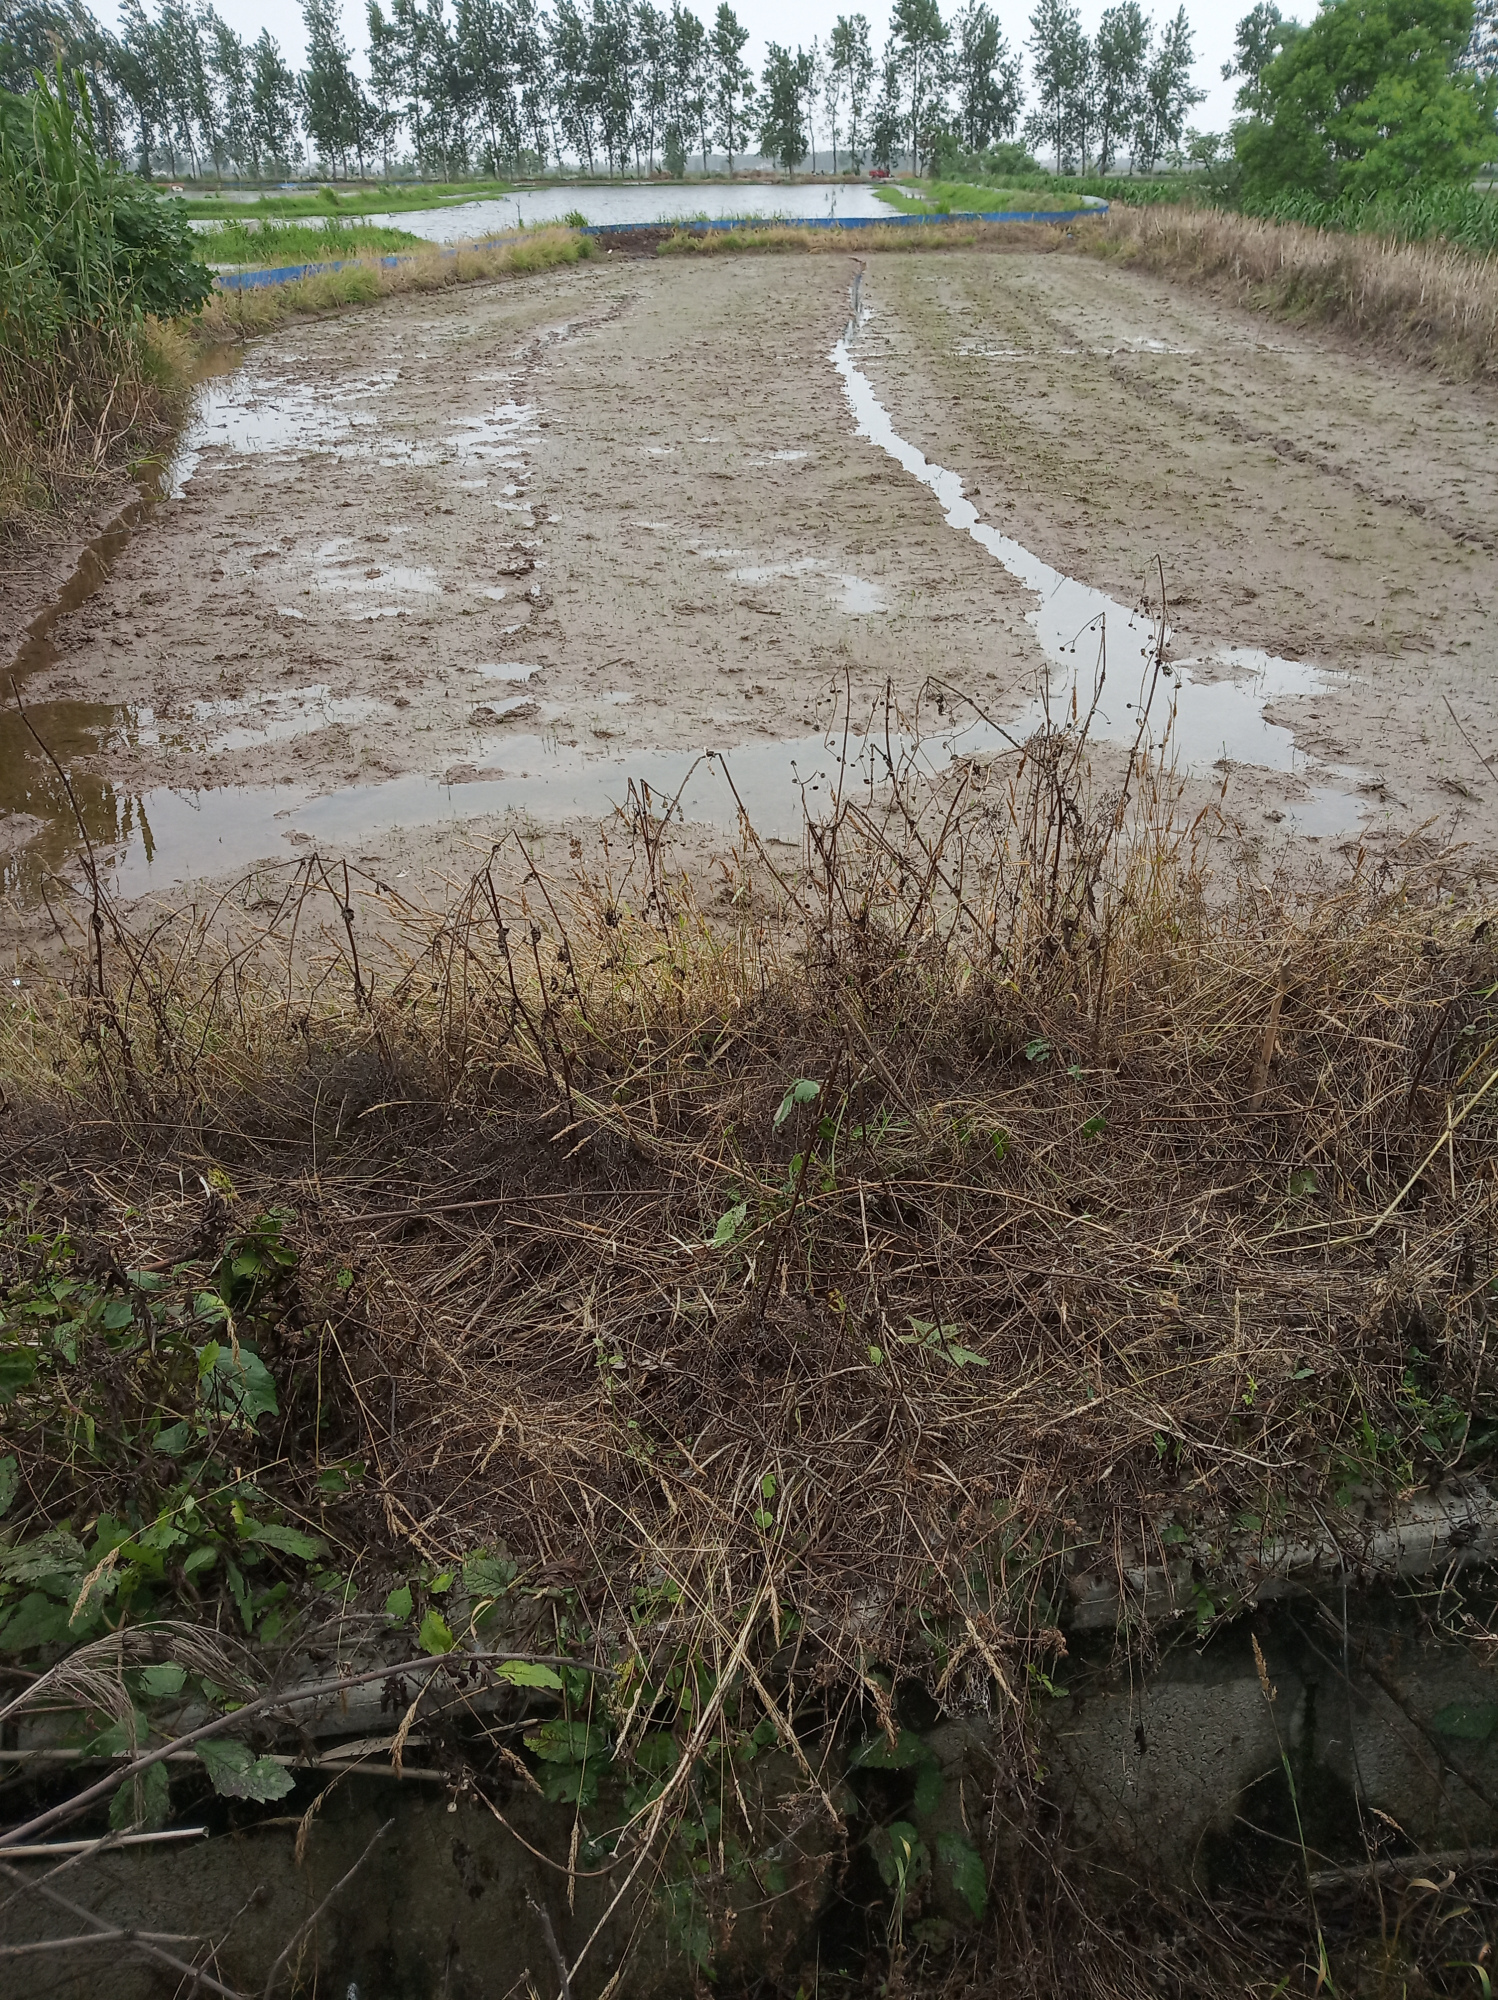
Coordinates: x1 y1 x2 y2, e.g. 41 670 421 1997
0 0 1205 179
1023 0 1201 176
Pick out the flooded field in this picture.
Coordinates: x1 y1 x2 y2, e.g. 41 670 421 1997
4 246 1497 932
187 180 902 246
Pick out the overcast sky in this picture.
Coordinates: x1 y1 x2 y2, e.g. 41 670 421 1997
92 0 1242 137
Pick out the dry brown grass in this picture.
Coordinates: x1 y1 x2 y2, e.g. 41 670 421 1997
1091 201 1498 379
0 318 188 532
5 687 1495 1690
656 217 1078 258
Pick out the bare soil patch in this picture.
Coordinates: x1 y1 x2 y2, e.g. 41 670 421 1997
3 247 1496 944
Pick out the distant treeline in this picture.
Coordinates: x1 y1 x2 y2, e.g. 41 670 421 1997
0 0 1206 181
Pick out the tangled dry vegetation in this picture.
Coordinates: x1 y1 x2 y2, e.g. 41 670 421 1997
4 683 1495 1704
1092 201 1498 380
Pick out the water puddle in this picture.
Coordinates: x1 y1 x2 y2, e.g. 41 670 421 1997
725 556 886 618
832 307 1364 834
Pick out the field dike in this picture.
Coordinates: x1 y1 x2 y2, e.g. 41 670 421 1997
1090 201 1498 381
1 695 1496 1995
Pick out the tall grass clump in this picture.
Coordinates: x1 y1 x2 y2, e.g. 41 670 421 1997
1090 200 1498 378
0 66 210 526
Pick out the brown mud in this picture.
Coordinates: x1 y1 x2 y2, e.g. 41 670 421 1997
2 248 1495 942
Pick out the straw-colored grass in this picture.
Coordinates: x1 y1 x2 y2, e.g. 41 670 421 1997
1090 201 1498 379
4 697 1494 1679
3 695 1495 1991
656 217 1081 257
194 226 594 341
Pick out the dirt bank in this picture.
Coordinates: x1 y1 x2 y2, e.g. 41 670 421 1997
2 247 1495 937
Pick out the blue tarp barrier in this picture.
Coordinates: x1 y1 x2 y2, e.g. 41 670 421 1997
214 205 1107 291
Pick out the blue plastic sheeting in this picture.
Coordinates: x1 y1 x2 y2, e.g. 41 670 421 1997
214 205 1106 290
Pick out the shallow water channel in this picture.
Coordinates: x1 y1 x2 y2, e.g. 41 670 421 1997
1 290 1364 907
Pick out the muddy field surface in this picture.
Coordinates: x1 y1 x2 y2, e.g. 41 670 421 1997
3 247 1495 943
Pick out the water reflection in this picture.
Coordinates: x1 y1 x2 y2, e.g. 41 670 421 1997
831 306 1365 836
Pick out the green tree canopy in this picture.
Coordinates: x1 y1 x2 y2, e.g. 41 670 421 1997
1236 0 1498 198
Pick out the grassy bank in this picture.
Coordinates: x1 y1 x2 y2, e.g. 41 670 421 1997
177 177 516 220
1090 201 1498 379
0 75 209 529
3 715 1494 1700
196 225 591 339
656 217 1083 257
194 217 425 266
873 178 1084 214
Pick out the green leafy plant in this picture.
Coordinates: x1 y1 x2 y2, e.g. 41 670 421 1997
898 1317 989 1368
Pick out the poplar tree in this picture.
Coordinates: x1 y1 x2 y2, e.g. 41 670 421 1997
889 0 948 173
249 28 300 173
1092 1 1148 171
365 0 404 169
870 39 902 166
759 39 807 168
1025 0 1085 168
708 1 751 170
301 0 364 173
666 0 706 167
1134 2 1200 171
950 1 1021 150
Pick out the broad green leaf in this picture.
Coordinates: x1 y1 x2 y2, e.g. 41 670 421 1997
773 1079 821 1129
524 1719 610 1764
1432 1701 1498 1741
937 1831 989 1918
242 1522 324 1560
138 1663 187 1698
183 1545 218 1576
198 1343 278 1427
109 1759 170 1833
711 1201 747 1248
871 1819 928 1891
1080 1114 1107 1139
196 1737 293 1801
154 1422 194 1455
0 1529 85 1585
1289 1167 1319 1198
225 1559 253 1631
0 1590 73 1654
853 1730 932 1772
912 1757 944 1818
384 1585 413 1620
417 1609 455 1655
462 1553 516 1597
0 1455 17 1519
0 1348 38 1403
497 1660 564 1690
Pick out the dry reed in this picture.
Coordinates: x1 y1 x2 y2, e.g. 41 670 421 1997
1091 202 1498 380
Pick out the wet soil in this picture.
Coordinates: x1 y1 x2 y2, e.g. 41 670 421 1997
2 249 1495 939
